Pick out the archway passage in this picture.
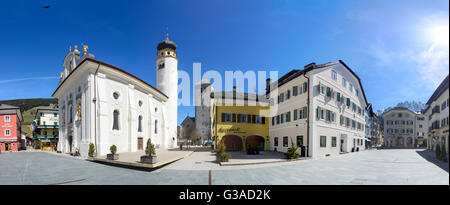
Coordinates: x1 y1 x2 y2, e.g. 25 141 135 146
246 135 265 151
397 137 404 147
222 135 243 151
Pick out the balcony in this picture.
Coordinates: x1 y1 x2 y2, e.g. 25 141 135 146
37 124 58 129
34 135 58 140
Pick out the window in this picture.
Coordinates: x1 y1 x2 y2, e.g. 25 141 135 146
294 109 298 120
276 115 280 124
332 137 337 147
346 117 350 127
285 111 291 122
138 101 143 107
297 136 303 146
272 117 275 126
154 120 158 134
320 136 326 147
331 70 337 81
293 86 298 96
281 113 285 124
340 115 344 125
113 92 120 99
158 62 165 69
356 89 359 97
279 93 284 103
346 98 351 107
326 87 332 97
283 137 288 147
336 92 341 102
302 107 307 119
274 137 279 147
222 113 233 123
303 82 307 93
238 114 249 123
112 110 120 130
54 113 57 117
138 115 142 132
349 84 353 92
286 90 291 100
5 129 10 136
4 115 10 122
342 78 347 87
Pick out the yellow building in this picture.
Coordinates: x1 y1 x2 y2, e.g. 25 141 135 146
211 89 270 152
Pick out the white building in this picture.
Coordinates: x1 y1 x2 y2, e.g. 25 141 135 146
267 60 368 158
52 35 178 157
382 107 426 148
424 75 449 151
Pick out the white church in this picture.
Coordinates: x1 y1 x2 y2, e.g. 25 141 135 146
52 34 178 157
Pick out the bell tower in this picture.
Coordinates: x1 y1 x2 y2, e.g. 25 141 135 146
156 31 178 148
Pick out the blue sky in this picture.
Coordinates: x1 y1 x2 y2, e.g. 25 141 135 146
0 0 448 125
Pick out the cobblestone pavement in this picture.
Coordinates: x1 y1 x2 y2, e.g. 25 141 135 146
0 149 447 185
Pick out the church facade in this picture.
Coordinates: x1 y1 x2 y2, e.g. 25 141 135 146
52 36 178 157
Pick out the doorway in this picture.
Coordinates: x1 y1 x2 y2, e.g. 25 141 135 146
138 137 143 150
5 143 10 151
68 136 73 153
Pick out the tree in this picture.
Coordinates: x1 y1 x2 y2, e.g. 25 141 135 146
285 138 300 159
145 138 156 157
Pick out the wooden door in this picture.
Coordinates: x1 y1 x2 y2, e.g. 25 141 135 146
138 137 143 150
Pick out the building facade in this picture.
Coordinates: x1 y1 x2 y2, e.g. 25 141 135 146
194 79 213 144
382 107 426 148
424 75 449 152
52 36 178 157
32 106 59 151
267 60 368 158
179 116 196 145
210 88 270 152
0 104 23 152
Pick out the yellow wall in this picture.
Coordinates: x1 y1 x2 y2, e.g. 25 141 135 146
212 104 270 151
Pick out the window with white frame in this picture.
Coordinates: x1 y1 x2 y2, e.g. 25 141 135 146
342 78 347 88
331 70 337 81
4 115 10 122
5 129 10 136
349 84 353 92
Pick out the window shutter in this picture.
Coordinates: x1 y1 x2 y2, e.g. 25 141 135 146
303 107 307 119
232 114 236 122
294 109 298 120
262 116 265 124
303 82 307 93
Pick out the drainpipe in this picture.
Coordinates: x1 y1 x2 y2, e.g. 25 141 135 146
93 64 100 155
304 73 310 157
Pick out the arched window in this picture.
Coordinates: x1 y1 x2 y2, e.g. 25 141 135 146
113 110 120 130
69 105 73 123
138 115 142 132
154 120 158 134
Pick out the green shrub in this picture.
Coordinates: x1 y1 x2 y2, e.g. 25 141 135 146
145 138 156 157
110 145 117 155
215 140 231 162
88 143 95 154
435 144 441 160
285 138 299 159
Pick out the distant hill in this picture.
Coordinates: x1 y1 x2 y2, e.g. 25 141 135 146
0 98 58 137
0 98 58 113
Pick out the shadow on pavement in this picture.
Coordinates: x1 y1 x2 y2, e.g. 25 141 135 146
416 149 449 173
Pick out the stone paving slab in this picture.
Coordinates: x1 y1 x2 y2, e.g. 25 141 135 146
88 149 193 168
0 149 448 185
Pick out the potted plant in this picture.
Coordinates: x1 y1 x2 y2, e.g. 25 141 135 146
88 143 96 157
140 138 157 164
107 145 119 160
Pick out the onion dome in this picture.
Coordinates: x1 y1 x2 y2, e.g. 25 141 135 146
157 33 177 51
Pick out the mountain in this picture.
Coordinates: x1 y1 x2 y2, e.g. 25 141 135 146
377 100 427 116
0 98 58 113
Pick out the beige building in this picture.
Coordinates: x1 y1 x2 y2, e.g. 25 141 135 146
424 75 449 152
382 107 426 148
267 60 368 158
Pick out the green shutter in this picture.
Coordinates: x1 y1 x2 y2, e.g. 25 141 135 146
303 82 307 92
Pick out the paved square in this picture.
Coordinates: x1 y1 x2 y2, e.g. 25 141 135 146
0 149 447 185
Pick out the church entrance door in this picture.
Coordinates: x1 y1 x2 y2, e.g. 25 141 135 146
138 137 143 150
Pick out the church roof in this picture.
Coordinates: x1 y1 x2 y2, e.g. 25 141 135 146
52 58 168 100
157 35 177 51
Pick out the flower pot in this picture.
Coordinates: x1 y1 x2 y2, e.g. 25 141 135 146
140 155 157 164
88 153 97 157
107 154 119 160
